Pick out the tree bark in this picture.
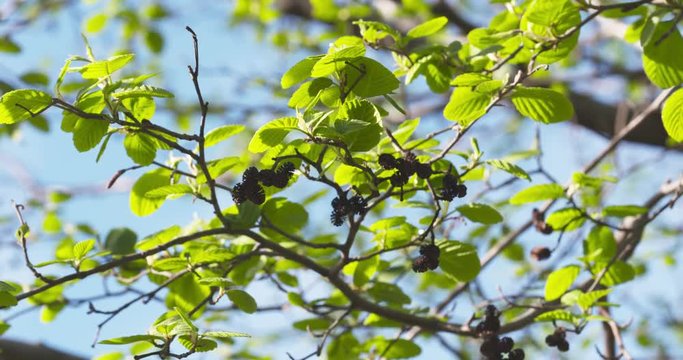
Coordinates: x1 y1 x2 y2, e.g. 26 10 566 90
0 338 86 360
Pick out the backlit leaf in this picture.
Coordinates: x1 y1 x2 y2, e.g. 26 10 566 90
438 240 481 282
545 265 580 301
662 88 683 142
0 89 52 124
511 87 574 124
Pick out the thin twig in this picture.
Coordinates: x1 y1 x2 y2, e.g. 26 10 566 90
12 201 52 284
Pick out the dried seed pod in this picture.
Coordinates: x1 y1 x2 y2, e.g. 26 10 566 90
416 162 433 179
532 208 553 234
508 348 525 360
498 336 514 353
530 246 552 261
378 153 397 169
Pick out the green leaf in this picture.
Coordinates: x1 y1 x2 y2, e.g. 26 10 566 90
369 216 406 232
144 30 164 54
450 72 492 86
327 332 361 359
281 56 322 89
167 273 211 314
334 163 367 187
94 353 124 360
383 94 406 114
407 16 448 38
99 335 164 345
0 321 10 335
379 118 418 147
198 277 234 288
584 226 616 261
174 307 198 332
73 117 109 152
662 88 683 142
293 318 332 331
335 99 382 151
346 57 400 98
61 90 106 132
288 78 333 108
572 172 617 188
178 336 217 352
438 240 481 282
363 313 402 328
368 282 411 305
0 89 52 124
592 261 635 286
510 87 574 124
223 202 261 230
443 87 490 126
40 302 65 323
602 205 648 217
124 132 157 165
136 225 181 251
0 36 21 53
545 265 580 301
535 309 579 324
0 291 17 307
546 207 585 231
152 257 187 272
642 21 683 88
105 227 138 255
203 331 251 339
353 256 379 287
578 289 612 311
371 337 421 359
34 259 70 268
509 183 564 204
486 159 531 181
144 184 193 199
0 281 17 293
227 289 257 314
355 20 400 43
42 211 62 234
79 54 135 79
520 0 580 64
288 292 305 307
122 96 155 121
248 117 300 153
112 84 174 99
467 28 502 49
73 239 96 260
196 156 241 183
205 124 245 147
20 71 49 86
130 169 170 216
311 45 365 78
457 203 503 224
85 13 108 33
560 289 582 307
261 198 308 235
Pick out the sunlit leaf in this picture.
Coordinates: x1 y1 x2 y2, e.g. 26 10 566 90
0 89 52 124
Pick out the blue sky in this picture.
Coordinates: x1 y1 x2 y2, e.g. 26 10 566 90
1 1 683 359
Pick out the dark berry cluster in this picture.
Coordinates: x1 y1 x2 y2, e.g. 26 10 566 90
232 162 295 205
532 208 553 234
412 244 440 273
257 162 295 188
530 246 551 261
378 152 432 187
330 192 366 226
439 172 467 201
480 335 525 360
545 327 569 352
476 305 501 335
